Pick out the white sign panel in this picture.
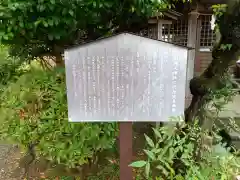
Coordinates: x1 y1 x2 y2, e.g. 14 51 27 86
64 33 188 122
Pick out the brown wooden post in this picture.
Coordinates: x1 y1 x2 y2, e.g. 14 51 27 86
120 122 133 180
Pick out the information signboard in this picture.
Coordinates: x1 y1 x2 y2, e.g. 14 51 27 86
64 33 188 122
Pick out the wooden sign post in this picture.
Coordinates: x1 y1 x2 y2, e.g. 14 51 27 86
120 122 133 180
64 33 189 180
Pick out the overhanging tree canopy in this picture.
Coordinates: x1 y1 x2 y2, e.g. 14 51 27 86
0 0 178 62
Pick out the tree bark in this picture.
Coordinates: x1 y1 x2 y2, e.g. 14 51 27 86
54 53 64 67
185 0 240 124
52 45 64 67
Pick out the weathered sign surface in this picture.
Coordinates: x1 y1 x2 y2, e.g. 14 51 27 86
64 33 188 122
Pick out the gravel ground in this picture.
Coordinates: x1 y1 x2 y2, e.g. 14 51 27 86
0 144 50 180
0 144 24 180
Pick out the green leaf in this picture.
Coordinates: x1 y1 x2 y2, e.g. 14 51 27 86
226 44 232 50
158 144 171 160
53 17 60 25
62 8 68 15
69 10 74 16
153 128 162 138
50 0 55 4
144 134 155 148
34 20 42 27
55 34 61 40
43 21 48 27
3 35 9 40
175 175 185 180
131 6 135 12
48 19 54 26
163 161 175 175
39 5 46 12
168 147 174 161
145 161 150 179
156 165 168 176
19 22 24 28
144 149 155 160
129 161 146 168
195 168 205 180
152 148 161 154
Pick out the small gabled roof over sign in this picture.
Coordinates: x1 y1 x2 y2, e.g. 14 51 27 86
163 9 183 20
151 9 183 20
65 32 193 52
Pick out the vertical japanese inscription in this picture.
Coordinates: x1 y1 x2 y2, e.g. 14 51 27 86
64 34 188 121
171 52 178 113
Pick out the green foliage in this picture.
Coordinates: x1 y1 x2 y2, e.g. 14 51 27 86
212 4 227 17
60 177 74 180
87 160 119 180
208 73 239 107
130 161 147 168
0 0 176 59
0 45 26 87
130 120 240 180
0 66 118 168
220 44 233 51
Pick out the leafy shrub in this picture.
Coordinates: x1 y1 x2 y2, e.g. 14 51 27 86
0 45 26 87
130 121 240 180
0 66 118 168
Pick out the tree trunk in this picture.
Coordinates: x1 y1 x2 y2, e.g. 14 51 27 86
185 43 239 124
55 53 64 67
185 0 240 124
52 44 64 67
